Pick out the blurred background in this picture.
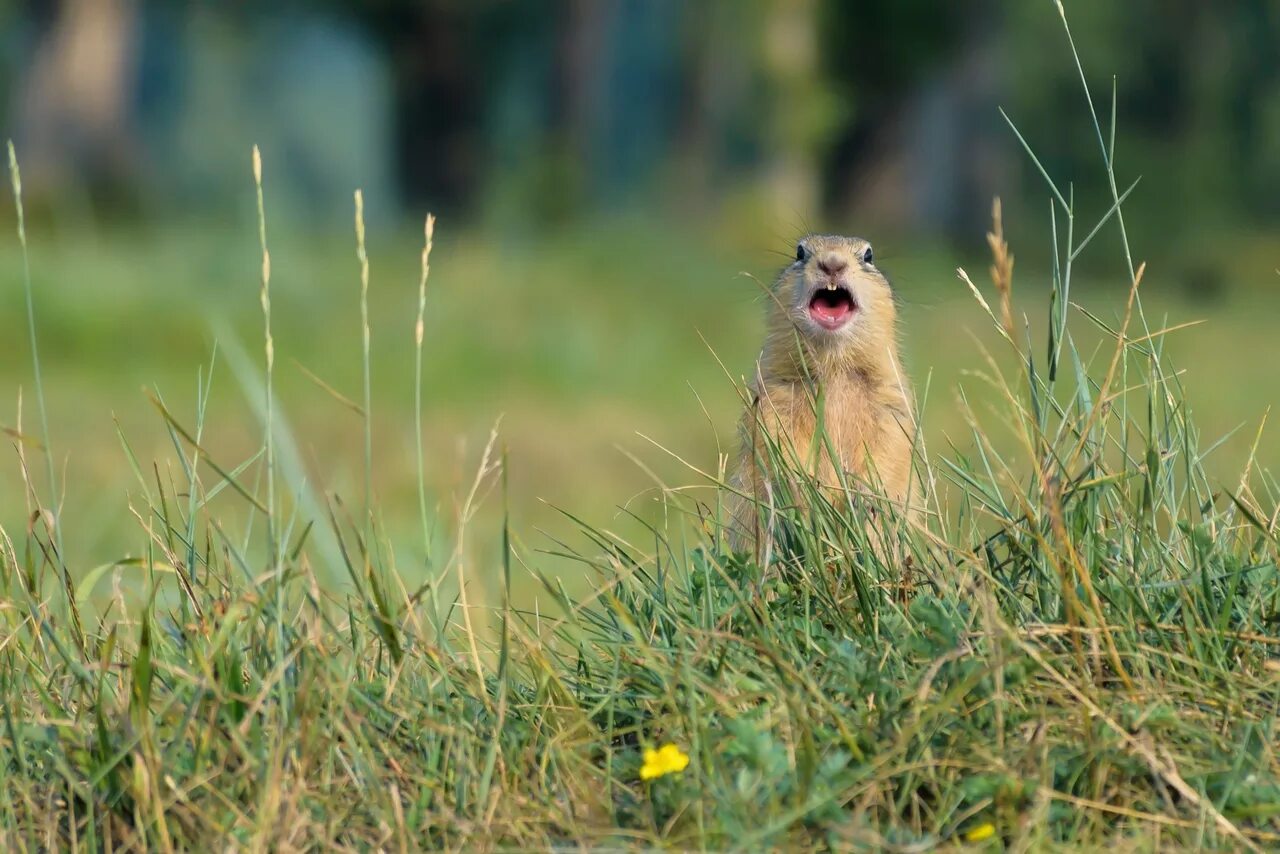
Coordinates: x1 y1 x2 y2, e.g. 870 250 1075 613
1 0 1278 588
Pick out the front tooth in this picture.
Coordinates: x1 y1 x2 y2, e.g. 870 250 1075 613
826 282 837 290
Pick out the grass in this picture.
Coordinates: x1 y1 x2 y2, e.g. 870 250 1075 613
3 7 1280 851
3 215 1276 599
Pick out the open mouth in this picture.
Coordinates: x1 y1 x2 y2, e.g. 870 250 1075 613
808 287 856 330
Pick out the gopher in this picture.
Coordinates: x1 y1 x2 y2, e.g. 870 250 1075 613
727 234 917 555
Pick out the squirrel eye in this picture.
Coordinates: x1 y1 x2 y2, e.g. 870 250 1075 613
862 245 874 264
795 243 808 262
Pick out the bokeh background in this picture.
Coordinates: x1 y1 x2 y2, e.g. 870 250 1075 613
1 0 1278 588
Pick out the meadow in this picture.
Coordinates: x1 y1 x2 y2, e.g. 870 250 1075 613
3 11 1280 851
3 217 1276 599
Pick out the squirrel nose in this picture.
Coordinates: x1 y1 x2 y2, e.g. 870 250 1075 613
817 255 848 276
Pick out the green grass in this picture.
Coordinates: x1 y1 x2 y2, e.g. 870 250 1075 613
2 217 1275 597
3 8 1280 851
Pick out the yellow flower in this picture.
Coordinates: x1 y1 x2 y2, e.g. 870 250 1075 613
964 822 996 843
640 744 690 781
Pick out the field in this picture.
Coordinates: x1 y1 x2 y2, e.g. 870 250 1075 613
4 15 1280 853
4 218 1277 594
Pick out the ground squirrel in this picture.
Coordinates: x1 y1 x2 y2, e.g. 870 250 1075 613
728 234 917 554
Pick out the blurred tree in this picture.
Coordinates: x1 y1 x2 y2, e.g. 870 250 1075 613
1 0 1276 249
758 0 828 219
817 0 1002 238
15 0 140 213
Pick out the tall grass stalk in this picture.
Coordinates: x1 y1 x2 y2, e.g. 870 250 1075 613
252 145 275 547
7 143 60 555
414 216 435 544
414 213 440 623
252 145 288 721
355 189 373 531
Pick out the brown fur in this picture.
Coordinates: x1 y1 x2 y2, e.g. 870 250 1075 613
728 234 917 554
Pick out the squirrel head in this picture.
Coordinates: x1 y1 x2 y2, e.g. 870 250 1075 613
761 234 899 382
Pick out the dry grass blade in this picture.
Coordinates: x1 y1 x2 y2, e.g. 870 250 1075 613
986 197 1015 341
